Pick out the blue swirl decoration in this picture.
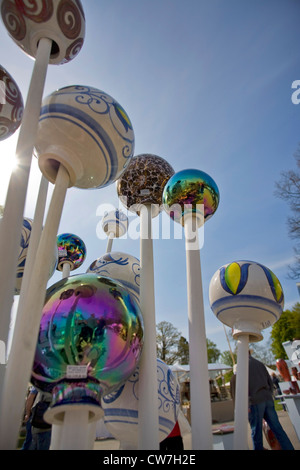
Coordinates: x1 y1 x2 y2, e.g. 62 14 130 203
39 86 134 187
87 254 140 301
15 218 33 293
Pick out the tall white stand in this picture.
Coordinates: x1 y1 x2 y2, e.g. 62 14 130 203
184 215 213 450
17 175 49 303
0 164 70 449
59 408 92 450
62 262 71 279
106 232 114 253
0 38 52 403
138 204 159 450
233 335 249 450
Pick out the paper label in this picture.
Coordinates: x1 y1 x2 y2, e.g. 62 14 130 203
66 365 88 379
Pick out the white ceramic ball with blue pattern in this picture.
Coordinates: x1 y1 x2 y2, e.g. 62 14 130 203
209 260 284 341
1 0 85 65
86 251 140 305
35 85 135 189
102 209 128 238
101 358 180 448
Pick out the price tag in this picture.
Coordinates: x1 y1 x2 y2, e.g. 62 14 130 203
66 365 88 379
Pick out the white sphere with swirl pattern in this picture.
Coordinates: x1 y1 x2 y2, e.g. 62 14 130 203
101 359 180 449
1 0 85 65
34 85 135 188
86 251 140 306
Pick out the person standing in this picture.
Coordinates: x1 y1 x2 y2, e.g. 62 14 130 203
248 354 294 450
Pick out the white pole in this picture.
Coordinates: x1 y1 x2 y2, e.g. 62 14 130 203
138 204 159 450
0 164 70 449
49 425 62 450
59 408 91 450
0 37 52 402
106 232 114 253
184 214 213 450
62 262 71 279
233 335 249 450
17 175 49 304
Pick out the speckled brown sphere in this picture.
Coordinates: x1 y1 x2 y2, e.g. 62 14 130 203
116 154 174 216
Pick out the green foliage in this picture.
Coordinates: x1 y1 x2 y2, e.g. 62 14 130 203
207 338 221 363
270 303 300 359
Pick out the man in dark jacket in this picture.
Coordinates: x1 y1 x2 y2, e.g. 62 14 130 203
248 354 294 450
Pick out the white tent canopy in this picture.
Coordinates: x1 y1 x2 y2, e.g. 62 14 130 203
170 363 232 372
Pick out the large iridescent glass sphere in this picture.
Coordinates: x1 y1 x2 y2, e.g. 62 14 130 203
0 65 23 141
87 252 140 305
117 154 175 217
162 169 219 226
35 85 135 189
102 359 180 449
1 0 85 65
209 260 284 341
31 273 144 413
56 233 86 272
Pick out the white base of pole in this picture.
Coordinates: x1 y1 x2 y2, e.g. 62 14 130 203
47 405 101 450
60 409 92 450
233 334 249 450
184 215 213 450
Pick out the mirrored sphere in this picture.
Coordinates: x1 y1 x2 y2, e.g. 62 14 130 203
162 169 219 226
35 85 135 189
56 233 86 271
1 0 85 65
102 358 180 448
209 260 284 341
0 65 23 141
117 154 174 216
31 273 144 409
87 252 140 305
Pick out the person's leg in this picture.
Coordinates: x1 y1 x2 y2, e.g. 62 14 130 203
264 401 294 450
248 403 265 450
36 430 51 450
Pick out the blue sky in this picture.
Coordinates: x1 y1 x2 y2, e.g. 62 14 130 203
1 0 300 356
